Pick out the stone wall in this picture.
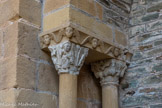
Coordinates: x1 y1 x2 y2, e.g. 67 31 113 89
0 0 162 108
120 0 162 108
0 0 58 107
0 0 102 108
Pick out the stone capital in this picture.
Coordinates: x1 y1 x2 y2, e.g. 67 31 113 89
39 26 132 63
91 59 127 86
48 41 89 75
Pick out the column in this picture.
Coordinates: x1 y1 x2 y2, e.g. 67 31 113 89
91 59 127 108
48 41 89 108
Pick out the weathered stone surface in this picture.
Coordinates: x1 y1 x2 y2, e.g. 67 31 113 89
122 93 162 107
44 0 70 14
78 65 101 101
16 56 37 90
146 20 162 31
0 30 3 58
0 89 17 108
130 25 145 36
17 89 57 108
139 44 153 51
96 3 103 20
154 40 162 46
137 31 162 43
18 21 40 59
131 4 146 17
3 21 18 58
146 0 162 4
115 30 128 46
0 89 57 108
150 104 162 108
131 52 144 61
147 3 162 12
139 88 156 93
0 0 19 25
1 56 36 90
70 8 113 42
0 57 17 90
147 48 162 56
43 7 70 31
37 63 59 93
130 13 159 25
143 74 162 85
18 21 52 63
43 7 113 43
152 63 162 72
19 0 41 26
87 102 102 108
71 0 96 16
120 0 162 107
103 9 128 25
77 100 87 108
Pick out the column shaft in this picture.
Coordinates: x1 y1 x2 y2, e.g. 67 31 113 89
102 85 118 108
59 74 77 108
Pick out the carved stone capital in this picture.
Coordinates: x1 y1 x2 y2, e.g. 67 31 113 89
48 41 89 75
91 59 127 86
39 26 132 62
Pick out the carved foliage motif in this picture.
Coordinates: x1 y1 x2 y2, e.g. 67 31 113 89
40 27 126 60
91 59 127 85
48 41 89 75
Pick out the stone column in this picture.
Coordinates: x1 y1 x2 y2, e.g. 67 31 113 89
48 41 89 108
91 59 127 108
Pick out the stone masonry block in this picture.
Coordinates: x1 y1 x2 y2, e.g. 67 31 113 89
0 30 3 58
70 8 113 42
16 89 57 108
37 63 59 93
16 56 37 90
71 0 96 16
0 89 57 108
0 89 17 108
77 100 87 108
18 21 40 59
0 57 17 90
19 0 41 26
0 56 37 90
115 30 128 47
3 21 18 58
43 7 70 31
78 65 101 101
96 2 103 20
44 0 70 14
0 0 19 25
18 21 53 63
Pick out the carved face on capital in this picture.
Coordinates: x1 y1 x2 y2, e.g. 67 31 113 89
65 27 73 38
114 48 120 57
43 35 51 45
64 42 71 52
92 38 98 48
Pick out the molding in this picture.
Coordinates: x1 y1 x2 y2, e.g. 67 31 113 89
39 25 132 62
48 41 89 75
91 59 127 86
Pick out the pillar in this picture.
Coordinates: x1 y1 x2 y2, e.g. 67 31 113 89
48 41 89 108
59 74 77 108
91 59 127 108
